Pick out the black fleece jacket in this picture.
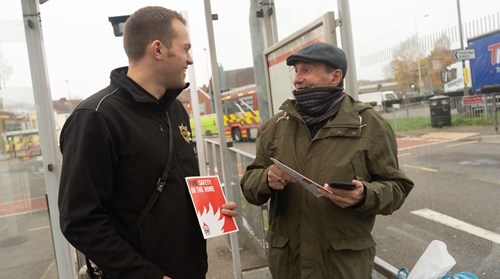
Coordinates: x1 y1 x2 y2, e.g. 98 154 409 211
58 67 206 279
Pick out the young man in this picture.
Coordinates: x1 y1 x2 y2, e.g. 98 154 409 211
240 42 414 278
58 6 236 279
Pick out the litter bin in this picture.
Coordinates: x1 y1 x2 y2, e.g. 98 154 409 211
429 95 451 128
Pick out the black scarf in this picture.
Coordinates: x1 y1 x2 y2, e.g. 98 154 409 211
292 86 345 136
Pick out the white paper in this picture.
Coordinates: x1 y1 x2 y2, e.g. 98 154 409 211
407 240 456 279
270 157 332 198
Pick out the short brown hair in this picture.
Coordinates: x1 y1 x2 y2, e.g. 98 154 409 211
123 6 186 62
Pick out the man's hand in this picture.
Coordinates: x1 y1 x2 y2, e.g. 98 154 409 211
221 201 238 217
267 164 295 190
319 179 365 208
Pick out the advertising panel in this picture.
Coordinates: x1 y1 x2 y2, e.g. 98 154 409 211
263 12 337 114
468 30 500 93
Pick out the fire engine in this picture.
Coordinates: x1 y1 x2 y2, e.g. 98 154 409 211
221 85 260 142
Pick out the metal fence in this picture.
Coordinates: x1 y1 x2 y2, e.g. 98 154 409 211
382 93 499 132
204 139 269 271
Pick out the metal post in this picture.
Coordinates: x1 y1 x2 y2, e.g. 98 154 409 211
494 93 498 134
182 11 207 176
416 19 423 95
249 0 271 121
414 15 428 95
457 0 470 96
337 0 359 98
21 0 78 278
203 1 242 278
260 0 278 48
427 56 434 95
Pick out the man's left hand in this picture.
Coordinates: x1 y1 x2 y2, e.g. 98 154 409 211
221 201 238 217
319 180 365 208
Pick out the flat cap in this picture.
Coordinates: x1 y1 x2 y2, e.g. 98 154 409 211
286 42 347 78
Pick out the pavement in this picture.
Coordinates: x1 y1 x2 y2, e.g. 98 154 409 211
396 124 500 150
206 235 272 279
396 124 499 139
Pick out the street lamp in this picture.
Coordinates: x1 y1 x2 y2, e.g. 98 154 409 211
456 0 469 96
414 14 429 95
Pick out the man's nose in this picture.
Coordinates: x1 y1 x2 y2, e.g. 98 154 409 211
293 74 303 85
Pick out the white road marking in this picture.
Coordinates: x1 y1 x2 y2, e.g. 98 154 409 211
411 208 500 244
401 164 438 172
446 140 478 148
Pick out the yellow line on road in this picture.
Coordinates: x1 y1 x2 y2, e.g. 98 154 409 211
398 152 412 157
401 164 438 172
27 225 50 232
471 176 500 186
446 140 478 148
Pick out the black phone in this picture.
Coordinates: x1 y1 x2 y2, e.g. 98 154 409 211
328 181 356 190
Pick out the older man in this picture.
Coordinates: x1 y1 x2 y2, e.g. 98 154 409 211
240 42 414 278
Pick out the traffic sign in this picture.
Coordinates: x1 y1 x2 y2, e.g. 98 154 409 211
454 49 476 60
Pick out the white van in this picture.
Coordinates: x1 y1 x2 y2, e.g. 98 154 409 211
358 91 399 112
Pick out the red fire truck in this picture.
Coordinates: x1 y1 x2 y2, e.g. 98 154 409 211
221 85 261 142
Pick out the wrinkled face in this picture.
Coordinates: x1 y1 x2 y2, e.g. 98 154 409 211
292 61 342 90
161 19 193 89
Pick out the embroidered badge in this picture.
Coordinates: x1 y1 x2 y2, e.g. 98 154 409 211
179 123 192 142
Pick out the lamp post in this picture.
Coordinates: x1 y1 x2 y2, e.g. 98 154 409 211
414 14 428 95
64 79 74 112
456 0 469 96
203 1 242 277
203 48 210 85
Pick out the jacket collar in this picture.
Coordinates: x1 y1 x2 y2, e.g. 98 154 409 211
317 95 367 138
110 66 188 109
279 94 370 138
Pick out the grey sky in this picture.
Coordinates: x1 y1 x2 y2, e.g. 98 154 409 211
1 0 499 102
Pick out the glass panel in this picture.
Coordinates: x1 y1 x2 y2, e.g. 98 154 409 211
211 1 500 277
0 1 57 278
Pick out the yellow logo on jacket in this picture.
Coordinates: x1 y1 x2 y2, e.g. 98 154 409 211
179 123 191 142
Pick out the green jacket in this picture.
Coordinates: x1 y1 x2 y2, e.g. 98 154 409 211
240 95 414 279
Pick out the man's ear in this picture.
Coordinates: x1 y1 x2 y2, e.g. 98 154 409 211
151 40 163 58
330 69 343 87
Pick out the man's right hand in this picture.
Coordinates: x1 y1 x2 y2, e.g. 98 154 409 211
267 165 294 190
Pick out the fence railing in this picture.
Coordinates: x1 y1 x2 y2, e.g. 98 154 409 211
382 93 499 132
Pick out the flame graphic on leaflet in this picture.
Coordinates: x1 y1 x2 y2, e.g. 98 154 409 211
185 175 239 239
198 202 224 237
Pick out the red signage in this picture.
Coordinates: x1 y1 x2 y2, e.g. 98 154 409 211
463 95 483 105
